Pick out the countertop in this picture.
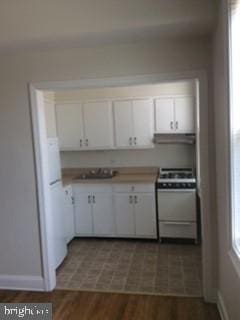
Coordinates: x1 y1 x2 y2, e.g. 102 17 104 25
62 167 158 186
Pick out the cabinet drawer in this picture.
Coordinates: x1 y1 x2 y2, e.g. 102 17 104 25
113 183 154 193
73 184 112 194
159 221 197 239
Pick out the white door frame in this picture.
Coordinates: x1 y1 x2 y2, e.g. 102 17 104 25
29 70 216 301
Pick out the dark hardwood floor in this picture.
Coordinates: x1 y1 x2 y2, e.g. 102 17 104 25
0 290 220 320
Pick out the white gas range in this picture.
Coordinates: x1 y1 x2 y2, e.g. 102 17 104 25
157 168 196 190
157 168 197 242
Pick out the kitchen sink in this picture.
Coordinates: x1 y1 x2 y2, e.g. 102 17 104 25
74 169 117 180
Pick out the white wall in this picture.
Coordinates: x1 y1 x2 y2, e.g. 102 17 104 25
44 93 57 138
0 0 216 51
61 145 195 169
0 37 213 283
56 81 195 169
213 0 240 319
55 81 195 102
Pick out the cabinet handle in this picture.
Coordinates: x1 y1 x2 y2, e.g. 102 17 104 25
88 195 91 204
170 121 174 130
175 121 179 130
65 190 68 195
129 137 132 145
92 195 96 204
134 137 137 145
85 139 89 146
134 195 138 203
129 195 133 204
80 139 82 147
71 196 75 205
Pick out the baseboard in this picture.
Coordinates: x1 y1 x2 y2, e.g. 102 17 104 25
0 274 45 291
203 287 217 304
217 291 230 320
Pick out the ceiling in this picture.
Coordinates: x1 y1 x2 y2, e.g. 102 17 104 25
0 0 218 51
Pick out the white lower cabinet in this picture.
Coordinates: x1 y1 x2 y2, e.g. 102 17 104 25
114 184 157 239
74 193 93 235
73 184 114 236
114 194 135 236
73 183 157 239
62 185 75 243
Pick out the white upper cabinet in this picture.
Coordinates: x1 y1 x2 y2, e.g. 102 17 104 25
132 99 154 147
155 96 195 134
56 103 84 150
113 100 133 148
155 98 175 133
83 101 114 149
113 99 154 149
174 97 195 133
56 101 114 150
92 193 114 235
56 94 195 151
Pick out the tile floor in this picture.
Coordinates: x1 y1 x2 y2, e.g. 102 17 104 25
56 238 202 296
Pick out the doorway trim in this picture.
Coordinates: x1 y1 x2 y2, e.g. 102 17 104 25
29 70 216 301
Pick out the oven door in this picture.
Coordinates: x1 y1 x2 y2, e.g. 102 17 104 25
157 189 197 239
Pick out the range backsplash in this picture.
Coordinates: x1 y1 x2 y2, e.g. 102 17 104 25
60 144 195 169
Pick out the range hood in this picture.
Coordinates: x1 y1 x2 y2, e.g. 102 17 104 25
153 133 195 145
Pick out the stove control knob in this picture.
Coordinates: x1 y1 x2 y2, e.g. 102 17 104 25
188 183 192 188
182 183 186 188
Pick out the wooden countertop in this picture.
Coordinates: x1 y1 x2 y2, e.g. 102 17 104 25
62 167 158 186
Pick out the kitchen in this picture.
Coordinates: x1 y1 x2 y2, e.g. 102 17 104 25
44 79 201 296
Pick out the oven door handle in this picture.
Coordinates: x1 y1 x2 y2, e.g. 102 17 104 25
162 222 192 226
157 189 196 192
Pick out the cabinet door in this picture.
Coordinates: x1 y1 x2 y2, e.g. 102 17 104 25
132 99 154 147
83 101 114 149
55 103 84 150
63 185 75 243
113 100 133 148
174 97 195 133
134 193 157 238
114 194 135 236
155 98 174 133
74 194 93 235
92 193 114 235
